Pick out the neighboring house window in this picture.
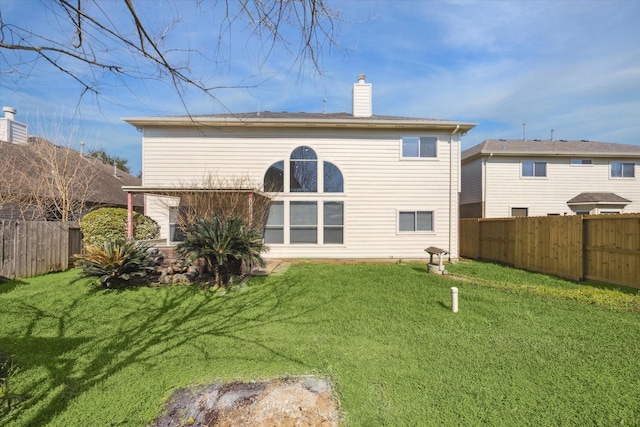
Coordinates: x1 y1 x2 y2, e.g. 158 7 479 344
264 161 284 192
399 211 433 232
402 136 437 158
571 159 592 165
511 208 528 217
324 202 344 244
290 146 318 192
610 162 635 178
169 207 185 242
264 201 284 244
324 161 344 192
290 201 317 243
522 161 546 177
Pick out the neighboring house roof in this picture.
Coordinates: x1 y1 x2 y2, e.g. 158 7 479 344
0 139 143 209
567 192 632 205
462 139 640 161
125 111 477 132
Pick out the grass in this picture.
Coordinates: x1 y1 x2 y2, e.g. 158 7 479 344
0 261 638 426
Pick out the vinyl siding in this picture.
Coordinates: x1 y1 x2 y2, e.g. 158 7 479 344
484 156 640 217
142 127 460 259
460 157 482 205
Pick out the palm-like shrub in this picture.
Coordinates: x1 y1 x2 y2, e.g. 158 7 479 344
75 240 157 288
176 216 267 287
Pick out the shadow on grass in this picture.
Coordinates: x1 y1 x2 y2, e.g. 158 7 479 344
0 273 327 426
0 278 28 295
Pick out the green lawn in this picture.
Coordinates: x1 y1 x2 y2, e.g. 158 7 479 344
1 261 638 426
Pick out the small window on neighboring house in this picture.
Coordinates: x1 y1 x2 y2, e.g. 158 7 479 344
522 161 546 177
571 159 592 165
264 202 284 244
399 211 433 232
610 162 635 178
324 202 344 244
402 137 437 158
511 208 528 217
169 207 185 242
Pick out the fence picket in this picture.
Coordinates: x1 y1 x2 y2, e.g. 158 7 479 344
0 221 82 279
460 214 639 288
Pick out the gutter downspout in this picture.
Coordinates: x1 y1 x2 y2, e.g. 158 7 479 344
449 125 460 261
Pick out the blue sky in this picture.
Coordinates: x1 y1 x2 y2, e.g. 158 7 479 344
1 0 639 175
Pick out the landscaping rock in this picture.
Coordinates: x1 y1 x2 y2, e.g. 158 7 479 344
153 377 340 427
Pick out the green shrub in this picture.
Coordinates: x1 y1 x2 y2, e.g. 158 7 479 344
74 240 158 288
177 216 267 287
80 208 159 246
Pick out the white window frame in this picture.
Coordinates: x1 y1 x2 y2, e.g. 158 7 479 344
264 201 284 244
397 210 434 233
570 159 592 166
610 162 635 179
521 161 547 178
511 207 529 217
401 136 438 159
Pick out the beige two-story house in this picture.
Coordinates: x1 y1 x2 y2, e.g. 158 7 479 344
123 76 476 260
460 139 640 218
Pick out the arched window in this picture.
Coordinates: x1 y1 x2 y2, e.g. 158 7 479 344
264 161 284 192
323 161 343 193
290 146 317 192
262 147 344 194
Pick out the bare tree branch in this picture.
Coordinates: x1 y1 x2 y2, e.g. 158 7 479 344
0 0 343 111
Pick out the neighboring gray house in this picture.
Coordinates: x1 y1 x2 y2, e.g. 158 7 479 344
0 107 144 220
123 76 476 260
460 139 640 218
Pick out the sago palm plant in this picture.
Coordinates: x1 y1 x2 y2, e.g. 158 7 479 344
75 240 157 288
176 216 267 287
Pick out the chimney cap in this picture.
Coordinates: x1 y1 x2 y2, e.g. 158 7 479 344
3 106 17 120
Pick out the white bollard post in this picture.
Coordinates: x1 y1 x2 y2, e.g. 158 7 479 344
451 287 458 313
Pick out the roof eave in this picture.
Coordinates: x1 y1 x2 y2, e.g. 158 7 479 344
123 116 477 132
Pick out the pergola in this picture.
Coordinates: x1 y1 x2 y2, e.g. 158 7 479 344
121 186 269 240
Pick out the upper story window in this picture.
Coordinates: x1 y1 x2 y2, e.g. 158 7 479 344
264 146 344 193
571 159 592 165
522 161 546 177
402 136 437 158
290 146 317 192
264 161 284 192
323 161 343 192
610 162 635 178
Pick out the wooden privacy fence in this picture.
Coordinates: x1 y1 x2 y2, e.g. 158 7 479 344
0 220 82 279
460 214 640 288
